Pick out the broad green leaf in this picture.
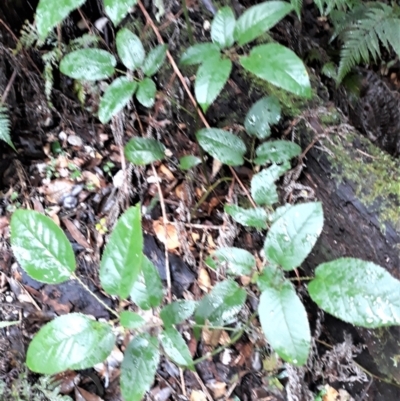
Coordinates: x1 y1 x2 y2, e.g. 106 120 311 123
124 137 165 165
309 258 400 328
159 327 194 369
256 265 286 291
121 334 159 401
116 28 145 70
0 321 20 328
142 45 168 77
98 77 137 124
264 202 323 270
11 209 75 284
259 281 311 366
211 6 236 49
60 49 116 81
245 96 281 139
130 256 163 310
104 0 138 26
196 128 246 166
36 0 86 40
160 300 197 327
136 78 156 108
100 205 143 299
234 1 293 45
210 247 255 276
254 140 301 165
120 311 146 329
224 204 268 229
27 313 115 374
195 57 232 112
180 43 220 66
179 155 201 170
240 44 312 98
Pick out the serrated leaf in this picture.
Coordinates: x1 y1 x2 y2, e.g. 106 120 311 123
180 43 221 66
124 137 165 166
100 205 142 299
98 77 137 124
121 334 159 401
104 0 138 26
234 1 293 45
26 313 115 374
240 43 311 98
116 28 145 70
120 311 146 329
179 155 201 170
160 327 194 369
36 0 86 40
196 128 246 166
136 77 156 108
264 202 323 270
60 49 116 81
259 281 311 366
11 209 75 284
224 204 268 229
245 96 281 139
160 300 197 327
0 106 16 151
195 56 232 112
254 140 301 165
309 258 400 328
211 6 236 49
211 247 255 276
142 44 168 76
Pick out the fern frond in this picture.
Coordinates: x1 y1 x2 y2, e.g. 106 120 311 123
0 105 15 150
15 20 39 53
68 34 99 51
291 0 303 19
315 0 360 16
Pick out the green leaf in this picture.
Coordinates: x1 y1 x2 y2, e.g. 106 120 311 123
100 205 143 299
130 256 163 310
196 128 246 166
308 258 400 328
244 96 281 139
116 28 145 70
254 140 301 165
211 6 236 49
180 43 221 66
136 78 156 108
11 209 75 284
179 155 201 170
121 334 159 401
256 265 286 291
142 44 168 77
60 49 116 81
211 247 255 276
195 56 232 112
124 137 165 166
36 0 86 40
98 77 137 124
240 44 312 98
160 300 197 327
224 204 268 229
26 313 115 374
159 327 194 369
259 281 311 366
234 1 293 45
120 311 146 329
104 0 138 26
264 202 323 270
0 106 16 151
0 321 20 328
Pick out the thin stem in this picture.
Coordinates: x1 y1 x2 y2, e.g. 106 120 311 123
181 0 195 45
288 276 314 282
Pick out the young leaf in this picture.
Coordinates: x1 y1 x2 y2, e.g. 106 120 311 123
121 334 159 401
211 6 236 49
244 96 281 139
120 311 146 329
180 43 220 66
35 0 86 40
100 205 143 299
11 209 75 284
264 202 323 270
196 128 246 166
159 327 194 369
124 137 165 165
224 204 268 229
160 300 197 327
210 247 255 276
308 258 400 328
195 56 232 112
98 77 137 124
254 140 301 165
26 313 115 374
60 49 116 81
116 28 145 70
179 155 201 170
142 44 168 77
234 1 293 45
104 0 138 26
136 77 157 108
240 44 312 98
259 280 311 366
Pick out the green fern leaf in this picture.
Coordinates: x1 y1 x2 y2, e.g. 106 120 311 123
291 0 303 19
0 106 15 150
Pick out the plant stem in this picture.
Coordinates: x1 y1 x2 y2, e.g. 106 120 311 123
181 0 194 45
288 276 314 282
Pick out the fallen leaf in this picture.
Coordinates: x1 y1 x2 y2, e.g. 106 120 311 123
43 179 74 204
198 268 211 293
153 220 180 250
75 386 104 401
206 380 226 399
62 217 91 249
190 390 207 401
159 164 175 181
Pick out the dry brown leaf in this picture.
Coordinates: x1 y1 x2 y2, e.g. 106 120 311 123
190 390 207 401
153 220 180 250
198 268 211 292
82 171 102 189
75 386 104 401
159 164 175 181
53 371 80 394
43 179 74 204
62 217 91 249
202 326 222 347
206 380 226 399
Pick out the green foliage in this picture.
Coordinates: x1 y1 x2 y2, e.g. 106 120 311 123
206 247 256 276
179 155 201 170
0 105 15 150
124 137 165 165
224 205 268 229
254 140 302 165
160 300 197 327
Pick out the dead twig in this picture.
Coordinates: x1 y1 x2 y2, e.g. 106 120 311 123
1 69 17 104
